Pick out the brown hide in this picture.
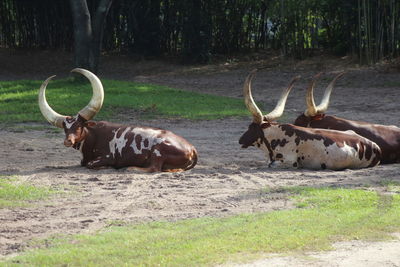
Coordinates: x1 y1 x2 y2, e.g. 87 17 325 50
294 114 400 164
38 69 197 172
65 118 197 172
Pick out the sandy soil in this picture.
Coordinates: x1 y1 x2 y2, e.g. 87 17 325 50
229 233 400 267
0 50 400 265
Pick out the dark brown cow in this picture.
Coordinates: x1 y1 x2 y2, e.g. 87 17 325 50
239 69 381 170
294 73 400 164
38 68 198 172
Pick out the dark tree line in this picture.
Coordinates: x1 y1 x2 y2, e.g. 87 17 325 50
1 0 400 68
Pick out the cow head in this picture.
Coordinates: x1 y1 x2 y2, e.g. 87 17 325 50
239 69 300 148
62 115 98 147
38 68 104 147
294 72 344 127
239 122 270 148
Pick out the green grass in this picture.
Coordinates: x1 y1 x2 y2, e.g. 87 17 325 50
4 187 400 266
0 176 57 208
379 180 400 193
0 78 248 123
381 81 400 87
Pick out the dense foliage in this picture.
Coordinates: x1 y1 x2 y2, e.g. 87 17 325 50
1 0 399 64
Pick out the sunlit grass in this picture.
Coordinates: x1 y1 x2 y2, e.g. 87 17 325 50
4 187 400 266
0 176 57 208
379 180 400 193
0 78 248 123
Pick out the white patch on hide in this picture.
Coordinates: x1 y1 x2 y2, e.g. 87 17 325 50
153 149 162 157
130 128 165 155
109 127 131 157
64 117 77 129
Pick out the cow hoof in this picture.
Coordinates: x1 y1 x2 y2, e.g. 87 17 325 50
86 161 99 169
268 161 279 168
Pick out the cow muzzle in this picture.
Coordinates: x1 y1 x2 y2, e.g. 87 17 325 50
241 144 253 148
239 139 251 148
64 135 76 147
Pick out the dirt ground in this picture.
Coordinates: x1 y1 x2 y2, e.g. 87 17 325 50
0 49 399 265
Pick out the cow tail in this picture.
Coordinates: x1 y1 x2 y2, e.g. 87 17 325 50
186 148 198 170
183 148 198 171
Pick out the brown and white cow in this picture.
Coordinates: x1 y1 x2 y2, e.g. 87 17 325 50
239 69 381 170
294 73 400 164
38 68 198 172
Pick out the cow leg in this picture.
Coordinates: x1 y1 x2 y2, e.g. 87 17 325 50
86 156 113 169
269 154 299 169
262 151 272 165
269 160 299 169
127 155 164 173
81 154 94 166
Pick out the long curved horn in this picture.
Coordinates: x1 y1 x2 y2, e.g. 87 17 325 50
38 75 67 128
305 73 322 116
305 72 345 116
316 72 345 113
71 68 104 120
243 69 263 124
264 75 301 121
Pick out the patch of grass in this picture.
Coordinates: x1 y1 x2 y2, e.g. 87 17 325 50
381 81 400 87
4 188 400 266
0 175 57 208
379 180 400 193
0 78 248 123
5 124 61 133
379 180 400 186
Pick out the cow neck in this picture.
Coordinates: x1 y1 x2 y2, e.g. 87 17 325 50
308 113 325 126
261 135 274 162
72 127 89 151
72 142 81 150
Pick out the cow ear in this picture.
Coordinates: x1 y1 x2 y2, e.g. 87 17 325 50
261 122 270 129
85 121 97 128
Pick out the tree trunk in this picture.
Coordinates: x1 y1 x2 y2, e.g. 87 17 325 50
90 0 114 73
69 0 113 74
